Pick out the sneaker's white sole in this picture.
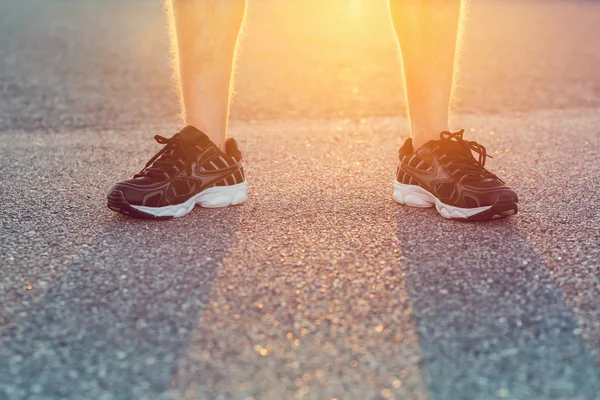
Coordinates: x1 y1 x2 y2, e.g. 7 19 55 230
393 180 492 220
131 181 248 218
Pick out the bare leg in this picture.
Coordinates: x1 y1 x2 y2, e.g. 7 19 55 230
389 0 463 149
167 0 247 151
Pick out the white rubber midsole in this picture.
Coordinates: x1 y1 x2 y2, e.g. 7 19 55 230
393 180 491 219
131 181 248 218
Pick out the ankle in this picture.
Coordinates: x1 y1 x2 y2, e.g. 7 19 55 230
411 135 439 150
184 121 227 152
411 125 447 150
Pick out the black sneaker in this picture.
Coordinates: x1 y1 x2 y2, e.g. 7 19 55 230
394 129 518 221
107 126 247 219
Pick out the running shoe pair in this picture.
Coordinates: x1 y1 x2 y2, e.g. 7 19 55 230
107 126 517 221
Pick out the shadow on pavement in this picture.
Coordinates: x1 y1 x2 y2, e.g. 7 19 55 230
395 206 600 400
0 208 240 399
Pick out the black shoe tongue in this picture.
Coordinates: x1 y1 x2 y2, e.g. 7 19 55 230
179 126 211 146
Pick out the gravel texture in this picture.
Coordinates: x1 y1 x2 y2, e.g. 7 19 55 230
1 0 599 399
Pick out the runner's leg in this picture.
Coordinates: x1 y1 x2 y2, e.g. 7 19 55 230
167 0 247 151
388 0 463 149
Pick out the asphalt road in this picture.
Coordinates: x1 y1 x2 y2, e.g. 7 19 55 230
1 0 599 399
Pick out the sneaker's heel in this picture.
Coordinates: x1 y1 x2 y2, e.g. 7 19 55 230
197 182 248 208
393 180 435 208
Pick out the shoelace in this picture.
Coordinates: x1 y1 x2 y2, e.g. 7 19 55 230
439 129 503 184
135 134 195 178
